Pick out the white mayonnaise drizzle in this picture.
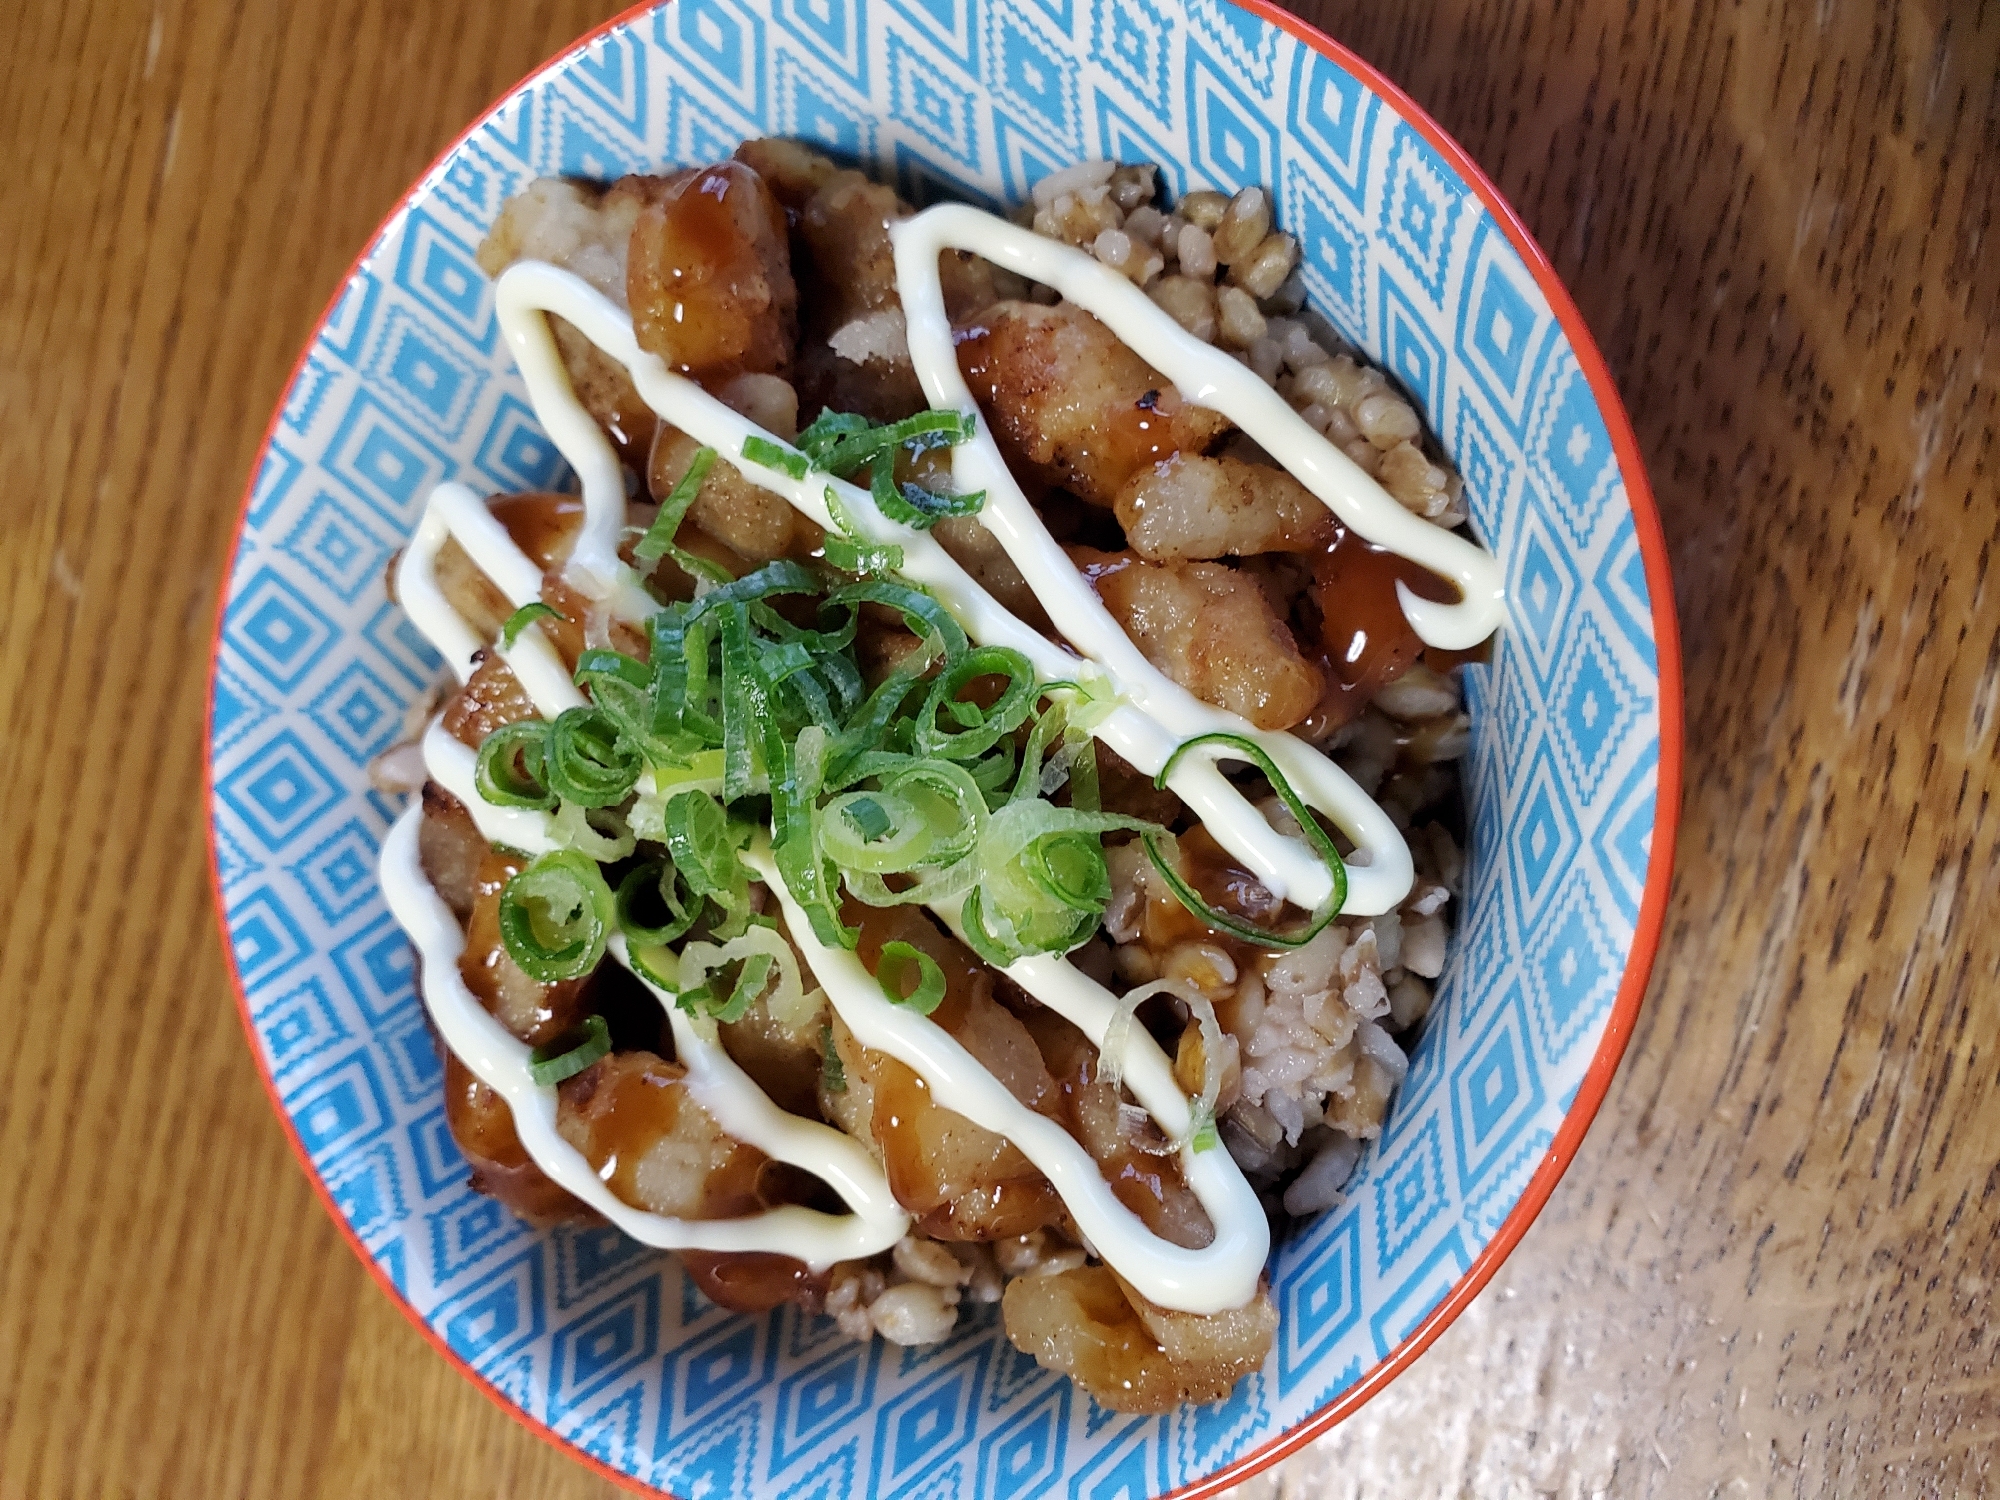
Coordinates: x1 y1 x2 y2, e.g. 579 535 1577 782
750 846 1267 1313
379 806 909 1266
891 204 1504 650
492 260 1408 913
382 199 1499 1312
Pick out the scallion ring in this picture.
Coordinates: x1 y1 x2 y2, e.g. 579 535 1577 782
544 705 644 808
615 859 697 946
497 849 615 983
527 1014 611 1087
916 646 1037 761
474 720 556 809
875 940 946 1016
1144 732 1348 948
500 601 566 649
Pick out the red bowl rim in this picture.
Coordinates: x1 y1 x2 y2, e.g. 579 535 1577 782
203 2 1683 1493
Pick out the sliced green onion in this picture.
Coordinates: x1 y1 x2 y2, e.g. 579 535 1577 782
820 1022 846 1093
957 801 1149 965
544 706 643 808
824 532 905 575
718 606 764 800
741 434 809 480
1188 1107 1220 1153
500 601 566 649
682 951 775 1024
527 1014 611 1086
1144 733 1348 948
674 928 806 1026
795 411 873 476
633 447 717 566
552 800 637 862
498 849 615 983
843 795 893 843
772 723 854 948
869 457 984 531
685 559 824 622
829 579 970 660
660 790 749 925
916 646 1038 761
875 940 946 1016
798 408 976 477
1025 831 1112 906
573 648 654 751
615 859 697 946
474 720 555 809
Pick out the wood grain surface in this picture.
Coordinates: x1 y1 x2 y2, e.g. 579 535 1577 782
2 0 1994 1495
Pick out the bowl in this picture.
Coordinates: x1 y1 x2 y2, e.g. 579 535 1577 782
205 0 1680 1492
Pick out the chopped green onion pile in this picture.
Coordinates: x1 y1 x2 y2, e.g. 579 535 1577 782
485 405 1347 1063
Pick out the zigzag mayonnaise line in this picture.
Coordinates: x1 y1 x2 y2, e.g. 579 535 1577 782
381 202 1496 1309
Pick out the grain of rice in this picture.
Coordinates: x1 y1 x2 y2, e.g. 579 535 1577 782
1163 941 1238 998
1341 435 1384 477
1355 391 1422 448
894 1235 973 1288
1148 275 1218 342
1032 160 1115 208
871 1284 959 1345
1179 189 1230 229
1212 187 1272 263
1109 162 1158 210
1216 284 1267 349
1373 663 1461 721
1177 223 1218 277
1388 974 1434 1030
1230 232 1297 298
1260 266 1308 313
1400 917 1449 980
1295 401 1335 435
1281 1132 1363 1216
1124 204 1169 245
1247 336 1284 384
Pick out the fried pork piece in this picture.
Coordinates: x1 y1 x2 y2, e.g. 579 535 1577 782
647 371 824 564
429 491 585 643
735 138 998 422
955 301 1233 505
440 652 542 747
930 514 1050 633
1022 1010 1214 1250
1113 452 1335 561
650 427 809 564
1304 525 1458 734
478 177 659 462
1002 1264 1276 1413
719 970 830 1122
417 783 485 919
444 1051 587 1223
628 161 798 380
1072 547 1324 731
458 847 596 1047
733 137 840 212
555 1051 849 1318
427 490 632 664
847 906 1068 1240
556 1051 774 1218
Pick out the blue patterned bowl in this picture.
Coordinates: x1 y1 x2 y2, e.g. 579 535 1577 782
206 0 1680 1492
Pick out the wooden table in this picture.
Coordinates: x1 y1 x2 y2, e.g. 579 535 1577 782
3 0 1994 1494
